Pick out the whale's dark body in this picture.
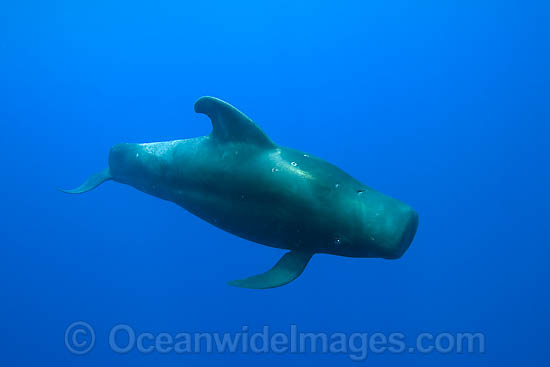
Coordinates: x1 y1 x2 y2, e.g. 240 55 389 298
63 96 418 289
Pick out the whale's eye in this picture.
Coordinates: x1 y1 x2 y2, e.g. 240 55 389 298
357 190 365 194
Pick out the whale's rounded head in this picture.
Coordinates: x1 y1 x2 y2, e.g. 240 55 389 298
333 188 418 260
360 197 419 260
379 207 419 259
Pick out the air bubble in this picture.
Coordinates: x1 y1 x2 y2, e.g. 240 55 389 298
335 184 340 189
334 238 342 246
271 168 279 172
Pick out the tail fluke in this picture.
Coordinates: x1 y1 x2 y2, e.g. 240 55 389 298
59 168 112 194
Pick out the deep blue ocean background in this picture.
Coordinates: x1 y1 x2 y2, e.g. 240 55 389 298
2 1 549 365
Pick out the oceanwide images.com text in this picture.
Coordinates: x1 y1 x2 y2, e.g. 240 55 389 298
65 322 485 361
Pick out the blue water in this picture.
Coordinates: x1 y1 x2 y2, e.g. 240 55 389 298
2 1 549 365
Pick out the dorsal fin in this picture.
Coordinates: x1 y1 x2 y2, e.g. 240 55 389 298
194 96 276 148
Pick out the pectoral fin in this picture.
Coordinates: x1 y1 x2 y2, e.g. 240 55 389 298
228 250 314 289
59 168 112 194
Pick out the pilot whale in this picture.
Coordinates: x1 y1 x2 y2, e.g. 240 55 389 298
62 96 418 289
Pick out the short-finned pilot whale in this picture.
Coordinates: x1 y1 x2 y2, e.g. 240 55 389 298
62 96 418 289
